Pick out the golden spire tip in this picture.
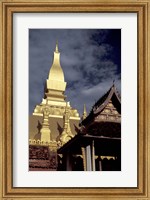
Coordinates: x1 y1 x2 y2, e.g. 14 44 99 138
55 40 59 53
82 104 87 120
84 104 87 113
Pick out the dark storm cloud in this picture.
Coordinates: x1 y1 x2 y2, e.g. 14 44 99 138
29 29 121 115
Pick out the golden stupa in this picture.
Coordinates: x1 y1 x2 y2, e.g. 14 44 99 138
29 43 80 148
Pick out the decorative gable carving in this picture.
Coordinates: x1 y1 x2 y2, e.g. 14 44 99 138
95 100 121 123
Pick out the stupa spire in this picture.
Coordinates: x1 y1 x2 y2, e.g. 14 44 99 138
55 40 59 53
33 42 80 121
45 42 67 101
48 42 65 82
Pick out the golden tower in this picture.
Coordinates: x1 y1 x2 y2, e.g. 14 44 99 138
29 43 80 171
29 43 80 145
33 43 79 120
46 42 67 102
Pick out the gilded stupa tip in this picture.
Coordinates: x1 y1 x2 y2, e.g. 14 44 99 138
55 40 59 53
48 41 64 82
47 41 66 92
83 104 87 115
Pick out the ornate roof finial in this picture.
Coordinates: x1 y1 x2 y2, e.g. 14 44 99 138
55 40 59 53
82 104 87 120
113 79 115 86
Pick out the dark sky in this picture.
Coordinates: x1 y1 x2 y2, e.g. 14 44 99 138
29 29 121 116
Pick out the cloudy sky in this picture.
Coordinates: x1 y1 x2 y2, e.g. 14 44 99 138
29 29 121 116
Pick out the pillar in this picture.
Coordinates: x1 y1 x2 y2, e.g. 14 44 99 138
81 147 86 171
85 145 92 171
99 159 102 171
65 152 72 171
91 140 96 171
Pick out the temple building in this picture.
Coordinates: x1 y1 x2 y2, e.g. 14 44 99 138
29 43 121 171
58 84 121 171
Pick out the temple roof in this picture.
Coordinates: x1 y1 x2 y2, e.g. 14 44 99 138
80 84 121 127
93 84 121 112
58 134 121 156
81 121 121 138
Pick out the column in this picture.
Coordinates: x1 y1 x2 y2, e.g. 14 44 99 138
65 152 72 171
85 145 92 171
99 159 102 171
81 147 86 171
91 140 96 171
